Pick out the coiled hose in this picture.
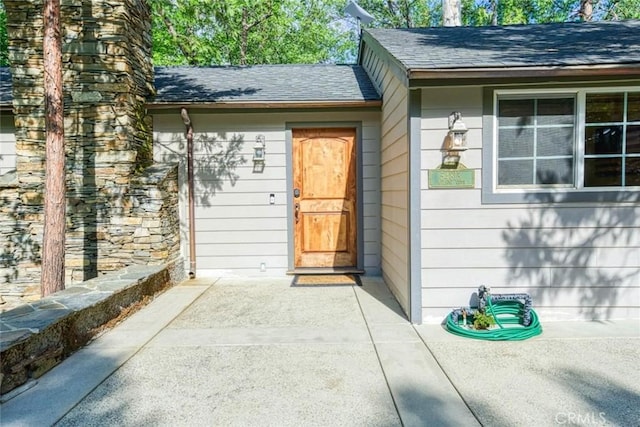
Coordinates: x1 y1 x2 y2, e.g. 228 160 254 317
446 296 542 341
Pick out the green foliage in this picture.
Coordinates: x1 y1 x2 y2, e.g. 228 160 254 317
606 0 640 19
356 0 442 28
1 1 639 67
0 3 8 66
472 310 495 330
461 0 640 26
151 0 355 66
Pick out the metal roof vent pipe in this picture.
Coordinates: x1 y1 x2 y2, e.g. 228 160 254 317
181 107 197 279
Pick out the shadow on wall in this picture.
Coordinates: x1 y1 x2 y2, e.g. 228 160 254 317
502 189 639 320
156 132 247 207
0 177 41 283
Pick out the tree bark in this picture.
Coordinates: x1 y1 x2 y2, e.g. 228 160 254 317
443 0 462 27
490 0 498 26
580 0 593 21
157 4 198 65
239 8 272 66
240 8 248 66
41 0 66 297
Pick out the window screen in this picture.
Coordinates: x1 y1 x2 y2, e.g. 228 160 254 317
497 97 575 187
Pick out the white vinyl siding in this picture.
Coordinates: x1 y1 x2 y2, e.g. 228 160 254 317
0 114 16 175
360 44 386 97
362 43 411 315
153 110 381 277
420 86 640 322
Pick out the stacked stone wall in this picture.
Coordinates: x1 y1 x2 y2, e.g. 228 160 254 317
0 0 180 305
0 173 41 302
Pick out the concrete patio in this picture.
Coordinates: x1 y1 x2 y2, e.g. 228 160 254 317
1 276 638 426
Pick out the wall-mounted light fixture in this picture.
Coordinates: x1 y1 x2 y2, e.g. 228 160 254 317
447 111 468 151
253 134 266 162
443 111 468 167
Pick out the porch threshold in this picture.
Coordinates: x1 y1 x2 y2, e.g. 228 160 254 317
287 268 365 275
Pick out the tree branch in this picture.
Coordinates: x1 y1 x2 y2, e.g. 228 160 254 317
157 4 198 65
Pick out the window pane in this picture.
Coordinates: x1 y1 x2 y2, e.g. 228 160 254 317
537 98 575 125
584 158 622 187
498 160 533 185
537 127 574 156
626 158 640 186
537 158 574 185
499 99 534 127
586 93 624 123
585 125 623 154
628 93 640 122
627 125 640 154
498 128 534 157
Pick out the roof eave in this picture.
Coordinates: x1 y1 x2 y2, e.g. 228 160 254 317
360 31 411 87
146 100 382 110
0 100 383 111
408 64 640 81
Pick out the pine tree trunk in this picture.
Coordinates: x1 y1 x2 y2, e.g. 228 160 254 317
443 0 462 27
41 0 66 297
580 0 593 21
490 0 498 26
240 7 248 66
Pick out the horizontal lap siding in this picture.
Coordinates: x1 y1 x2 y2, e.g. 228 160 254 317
0 114 16 175
153 111 381 277
420 86 640 322
363 44 411 315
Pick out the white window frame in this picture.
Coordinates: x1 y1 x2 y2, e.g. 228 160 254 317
482 86 640 204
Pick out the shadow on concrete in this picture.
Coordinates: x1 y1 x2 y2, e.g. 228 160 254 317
358 277 409 322
546 366 640 426
394 385 480 426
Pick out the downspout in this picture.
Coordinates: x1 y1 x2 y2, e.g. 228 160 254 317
181 107 196 278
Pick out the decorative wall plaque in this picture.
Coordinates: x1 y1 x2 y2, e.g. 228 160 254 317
428 166 475 189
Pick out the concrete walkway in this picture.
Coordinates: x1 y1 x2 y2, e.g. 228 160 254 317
1 277 638 426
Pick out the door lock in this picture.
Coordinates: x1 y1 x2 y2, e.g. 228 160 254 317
293 188 300 198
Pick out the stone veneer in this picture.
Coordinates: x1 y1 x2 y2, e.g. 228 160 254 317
0 260 185 395
0 0 181 305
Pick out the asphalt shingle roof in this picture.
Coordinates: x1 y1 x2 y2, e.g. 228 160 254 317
365 20 640 70
2 20 639 105
0 65 381 105
153 64 380 104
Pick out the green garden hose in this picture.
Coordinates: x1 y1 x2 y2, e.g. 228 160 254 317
446 295 543 341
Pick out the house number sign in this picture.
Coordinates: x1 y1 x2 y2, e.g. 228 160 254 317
428 168 475 189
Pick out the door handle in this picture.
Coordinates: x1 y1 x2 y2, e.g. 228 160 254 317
295 203 300 223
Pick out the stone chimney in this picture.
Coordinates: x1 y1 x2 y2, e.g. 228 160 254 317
2 0 180 299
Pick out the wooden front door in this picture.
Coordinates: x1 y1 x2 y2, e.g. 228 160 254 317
293 128 357 268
